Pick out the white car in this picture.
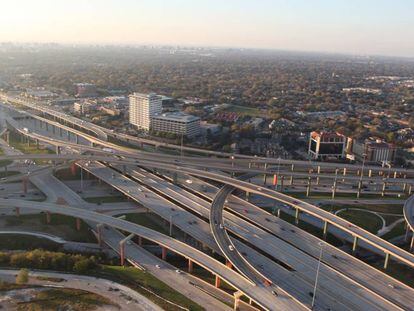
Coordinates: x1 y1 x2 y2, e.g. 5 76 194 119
155 264 161 269
175 269 182 274
229 245 234 251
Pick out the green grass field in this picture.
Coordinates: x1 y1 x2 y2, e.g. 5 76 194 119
2 214 96 243
123 213 170 235
223 104 265 117
96 265 203 311
85 195 128 204
16 288 116 311
0 234 61 251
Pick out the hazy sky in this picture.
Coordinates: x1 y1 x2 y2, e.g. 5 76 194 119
1 0 414 57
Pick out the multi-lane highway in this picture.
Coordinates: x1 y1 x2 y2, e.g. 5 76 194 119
0 198 304 311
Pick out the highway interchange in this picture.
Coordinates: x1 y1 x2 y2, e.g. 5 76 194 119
0 94 414 310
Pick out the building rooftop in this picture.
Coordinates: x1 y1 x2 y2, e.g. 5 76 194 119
152 112 200 123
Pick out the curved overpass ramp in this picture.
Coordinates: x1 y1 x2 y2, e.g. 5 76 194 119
1 153 414 269
0 198 306 311
403 195 414 251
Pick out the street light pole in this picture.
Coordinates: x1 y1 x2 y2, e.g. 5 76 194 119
311 242 325 310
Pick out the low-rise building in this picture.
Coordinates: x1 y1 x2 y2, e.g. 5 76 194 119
151 112 200 137
348 138 397 163
73 101 95 115
308 131 346 160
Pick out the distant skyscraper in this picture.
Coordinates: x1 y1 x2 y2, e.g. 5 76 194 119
129 92 162 130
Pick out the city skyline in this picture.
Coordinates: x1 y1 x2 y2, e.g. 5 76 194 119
1 0 414 58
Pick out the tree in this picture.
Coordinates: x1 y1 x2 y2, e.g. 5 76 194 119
16 268 29 284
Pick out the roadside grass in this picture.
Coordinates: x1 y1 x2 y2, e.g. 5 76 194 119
123 213 170 236
0 170 20 178
370 260 414 288
85 195 128 204
335 209 383 234
381 222 407 240
319 203 403 215
95 265 204 311
8 131 54 164
1 214 96 243
54 167 94 181
0 234 61 251
16 288 116 311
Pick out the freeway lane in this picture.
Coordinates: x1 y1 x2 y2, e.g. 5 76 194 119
0 152 413 270
0 198 303 311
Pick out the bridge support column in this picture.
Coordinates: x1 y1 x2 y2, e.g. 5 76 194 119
263 173 267 185
343 167 347 176
381 182 387 197
368 169 372 178
323 221 328 240
59 127 62 136
356 180 362 198
52 125 55 134
22 177 28 194
55 146 60 155
295 208 300 225
394 171 397 179
332 180 337 199
226 260 233 269
138 236 143 246
45 123 48 131
233 291 243 311
245 191 250 202
383 253 390 270
161 246 167 260
119 240 126 266
46 211 51 224
403 183 407 193
96 224 103 247
5 132 9 144
15 207 20 217
280 175 284 192
408 185 412 196
276 208 281 218
290 175 294 185
316 166 321 185
410 234 414 252
352 236 358 255
306 177 311 197
291 164 294 172
76 218 81 231
188 259 193 273
215 275 221 288
75 135 79 144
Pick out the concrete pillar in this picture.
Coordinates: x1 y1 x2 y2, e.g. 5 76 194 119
188 259 194 273
410 234 414 252
291 164 294 172
403 183 407 193
343 167 347 176
323 221 328 240
45 123 48 131
75 135 79 144
59 127 62 136
352 236 358 255
22 177 28 194
248 162 252 169
273 174 277 187
226 260 233 269
246 191 250 202
55 146 60 155
46 211 51 224
290 175 294 185
408 185 412 196
368 169 372 178
263 173 267 185
356 169 360 176
357 180 362 198
138 236 143 246
295 208 300 225
280 175 284 192
332 180 337 199
119 241 125 266
52 125 55 134
316 176 320 185
96 224 103 247
381 182 387 197
404 226 410 242
317 166 321 174
75 218 82 231
306 177 311 197
161 246 167 260
15 207 20 217
393 171 397 179
5 132 9 144
384 253 390 270
215 275 221 288
277 209 281 218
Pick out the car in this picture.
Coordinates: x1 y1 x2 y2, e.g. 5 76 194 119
272 290 278 296
229 245 234 251
126 240 132 245
219 224 224 229
155 264 161 269
175 269 182 274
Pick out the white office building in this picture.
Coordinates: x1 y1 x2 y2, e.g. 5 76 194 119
151 112 201 137
129 92 162 130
